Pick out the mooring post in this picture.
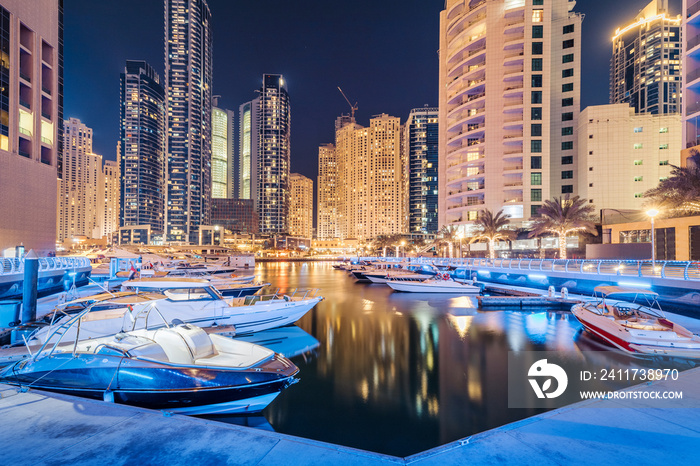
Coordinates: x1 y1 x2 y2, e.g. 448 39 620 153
21 249 39 324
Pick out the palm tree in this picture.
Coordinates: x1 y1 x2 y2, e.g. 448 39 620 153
470 209 515 259
529 195 597 260
643 155 700 215
438 224 460 257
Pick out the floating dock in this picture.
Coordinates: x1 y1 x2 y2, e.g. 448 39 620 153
478 283 588 309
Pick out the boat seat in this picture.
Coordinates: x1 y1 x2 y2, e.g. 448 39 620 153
169 324 215 360
152 329 194 364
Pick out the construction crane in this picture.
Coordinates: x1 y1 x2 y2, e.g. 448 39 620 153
337 86 358 120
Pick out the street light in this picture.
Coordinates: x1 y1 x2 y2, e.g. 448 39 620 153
456 231 464 258
400 240 406 257
646 208 659 269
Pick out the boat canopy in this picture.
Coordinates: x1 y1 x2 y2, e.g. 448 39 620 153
593 286 658 298
123 278 214 289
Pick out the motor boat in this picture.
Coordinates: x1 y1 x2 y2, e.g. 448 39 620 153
0 306 299 415
386 275 482 294
571 286 700 359
123 276 269 298
29 279 323 344
364 264 439 284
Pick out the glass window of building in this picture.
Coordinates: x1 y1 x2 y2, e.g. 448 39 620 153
531 156 542 169
562 53 574 63
531 173 542 185
531 189 542 201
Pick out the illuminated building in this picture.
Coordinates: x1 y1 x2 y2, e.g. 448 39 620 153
0 0 62 253
102 159 120 238
211 198 258 234
405 106 439 234
611 0 681 115
683 0 700 149
164 0 213 243
438 0 583 229
317 143 338 239
119 60 165 235
289 173 313 238
238 98 259 200
211 103 234 198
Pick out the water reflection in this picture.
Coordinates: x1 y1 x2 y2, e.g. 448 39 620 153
211 262 677 457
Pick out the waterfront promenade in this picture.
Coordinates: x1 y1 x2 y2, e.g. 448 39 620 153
1 366 699 465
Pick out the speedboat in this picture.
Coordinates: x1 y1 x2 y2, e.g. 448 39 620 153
571 286 700 359
123 276 269 298
0 306 299 415
364 264 439 284
30 279 323 344
386 275 481 294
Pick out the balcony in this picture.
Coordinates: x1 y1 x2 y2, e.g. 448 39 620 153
447 199 485 210
19 127 32 138
19 98 31 109
19 71 31 83
447 76 486 101
42 86 51 95
688 1 700 19
688 34 700 52
504 67 524 77
503 164 523 172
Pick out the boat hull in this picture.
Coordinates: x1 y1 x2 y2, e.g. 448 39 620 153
386 281 480 294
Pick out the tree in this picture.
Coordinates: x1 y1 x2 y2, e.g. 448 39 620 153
643 155 700 215
437 224 460 257
470 209 515 259
529 195 597 260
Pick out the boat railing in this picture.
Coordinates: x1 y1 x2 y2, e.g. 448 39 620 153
0 256 91 276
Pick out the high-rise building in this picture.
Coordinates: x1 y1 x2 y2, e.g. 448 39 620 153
211 103 235 199
164 0 213 243
683 0 700 150
438 0 583 229
238 98 259 200
257 74 291 234
405 106 439 234
289 173 313 238
119 60 165 235
337 114 407 240
611 0 681 115
578 104 681 211
0 0 61 254
102 160 120 238
211 198 258 234
57 118 103 242
317 143 338 239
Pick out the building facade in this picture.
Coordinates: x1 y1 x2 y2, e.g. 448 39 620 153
611 0 681 115
317 143 338 239
102 159 119 238
289 172 313 238
164 0 213 243
211 198 258 234
683 0 700 149
212 105 234 199
405 106 439 234
438 0 583 231
119 60 165 236
578 104 681 212
57 118 103 242
238 98 259 201
0 0 61 254
256 74 291 234
336 114 407 240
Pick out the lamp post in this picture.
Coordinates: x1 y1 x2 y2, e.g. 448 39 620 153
456 231 464 258
646 209 659 269
400 240 406 258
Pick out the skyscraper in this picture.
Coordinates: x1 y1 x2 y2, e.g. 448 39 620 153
257 74 291 234
57 118 103 242
611 0 681 115
119 60 165 235
102 160 120 238
317 143 338 239
405 106 439 235
683 0 700 150
438 0 583 229
238 98 259 200
164 0 213 243
289 173 313 238
0 0 61 254
212 104 234 199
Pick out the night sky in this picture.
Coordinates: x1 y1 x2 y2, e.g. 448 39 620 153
63 0 681 183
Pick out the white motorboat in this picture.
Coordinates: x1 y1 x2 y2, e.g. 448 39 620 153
386 276 481 294
31 279 323 344
365 272 431 284
124 275 268 298
571 286 700 359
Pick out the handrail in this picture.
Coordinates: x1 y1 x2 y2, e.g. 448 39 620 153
0 256 90 276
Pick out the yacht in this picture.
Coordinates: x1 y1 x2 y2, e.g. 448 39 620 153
571 286 700 359
0 307 299 415
123 275 268 298
386 275 482 294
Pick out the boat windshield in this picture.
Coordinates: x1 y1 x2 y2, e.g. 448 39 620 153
164 287 217 301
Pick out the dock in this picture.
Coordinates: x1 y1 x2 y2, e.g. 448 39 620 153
478 283 589 309
1 367 699 465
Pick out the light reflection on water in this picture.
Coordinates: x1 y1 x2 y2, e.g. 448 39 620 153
209 262 659 457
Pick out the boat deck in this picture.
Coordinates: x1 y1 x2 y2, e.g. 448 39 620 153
1 366 699 465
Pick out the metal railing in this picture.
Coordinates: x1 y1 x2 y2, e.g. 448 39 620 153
0 256 91 276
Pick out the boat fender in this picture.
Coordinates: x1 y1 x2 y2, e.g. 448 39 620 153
103 389 114 403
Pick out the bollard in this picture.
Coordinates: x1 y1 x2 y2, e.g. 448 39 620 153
21 249 39 324
548 285 555 298
561 287 568 299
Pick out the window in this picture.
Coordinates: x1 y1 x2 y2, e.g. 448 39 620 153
531 189 542 201
563 39 574 49
659 127 668 133
562 170 573 179
531 124 542 136
531 140 542 152
562 141 573 150
533 42 543 54
562 155 573 164
532 75 542 87
531 205 541 217
562 185 573 194
562 97 573 107
659 160 669 166
531 156 542 169
659 144 669 150
531 173 542 185
588 134 593 139
562 126 573 136
562 83 573 92
589 183 594 187
532 58 543 71
532 10 543 22
562 112 573 121
531 91 543 103
533 0 544 5
634 160 643 165
634 143 643 149
634 176 643 182
563 24 575 34
634 127 643 133
532 25 543 38
589 167 593 171
659 176 669 182
562 68 574 78
563 54 574 63
531 107 542 120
